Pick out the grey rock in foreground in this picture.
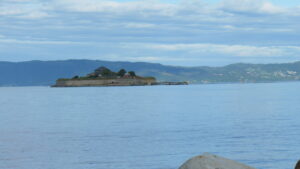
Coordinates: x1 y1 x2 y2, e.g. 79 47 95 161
295 160 300 169
179 153 256 169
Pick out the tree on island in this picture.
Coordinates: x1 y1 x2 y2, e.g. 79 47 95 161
72 75 79 79
86 66 138 79
94 66 116 77
117 69 127 77
128 71 136 77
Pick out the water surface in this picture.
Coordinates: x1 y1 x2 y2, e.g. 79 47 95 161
0 83 299 169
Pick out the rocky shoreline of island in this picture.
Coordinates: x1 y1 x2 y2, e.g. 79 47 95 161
52 66 188 87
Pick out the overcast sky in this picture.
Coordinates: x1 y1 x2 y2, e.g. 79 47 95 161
1 0 300 66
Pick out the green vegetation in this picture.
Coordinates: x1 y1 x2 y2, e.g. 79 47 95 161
128 71 136 77
60 66 146 81
117 69 127 77
94 66 115 77
72 75 79 79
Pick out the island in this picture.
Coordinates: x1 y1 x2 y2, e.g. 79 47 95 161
52 66 188 87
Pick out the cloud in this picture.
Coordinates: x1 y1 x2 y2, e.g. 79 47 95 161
122 43 300 57
1 0 300 65
124 23 156 29
0 0 51 19
51 0 299 18
53 0 177 17
219 0 286 15
0 0 298 21
0 38 84 45
100 55 186 62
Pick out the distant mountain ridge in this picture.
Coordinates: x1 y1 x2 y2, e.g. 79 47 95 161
1 59 300 86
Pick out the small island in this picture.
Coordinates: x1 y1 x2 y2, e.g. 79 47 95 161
52 66 188 87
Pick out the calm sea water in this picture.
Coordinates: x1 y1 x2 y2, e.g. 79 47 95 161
0 83 299 169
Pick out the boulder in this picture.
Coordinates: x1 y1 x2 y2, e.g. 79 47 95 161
179 153 256 169
295 160 300 169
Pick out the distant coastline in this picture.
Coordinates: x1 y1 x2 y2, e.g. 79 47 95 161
0 59 300 86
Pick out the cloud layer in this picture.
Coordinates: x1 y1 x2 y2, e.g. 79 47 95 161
1 0 300 66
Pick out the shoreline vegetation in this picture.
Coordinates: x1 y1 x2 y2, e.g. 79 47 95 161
52 66 188 87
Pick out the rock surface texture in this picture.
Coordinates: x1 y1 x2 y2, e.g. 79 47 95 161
295 160 300 169
179 153 256 169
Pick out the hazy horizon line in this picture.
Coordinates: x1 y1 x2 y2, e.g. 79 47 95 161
1 59 299 68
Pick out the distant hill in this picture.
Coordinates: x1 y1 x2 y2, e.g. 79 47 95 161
0 59 300 86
